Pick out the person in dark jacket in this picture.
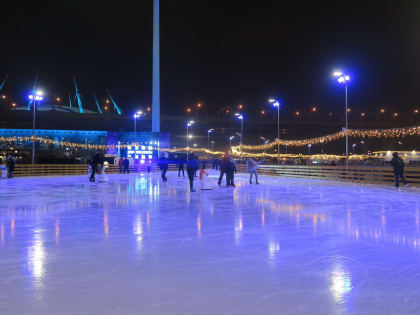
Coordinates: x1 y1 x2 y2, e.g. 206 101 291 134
187 154 200 192
90 152 104 182
6 155 15 179
391 152 408 187
225 158 237 187
178 159 185 177
123 157 130 174
118 157 124 173
159 156 169 183
218 153 230 186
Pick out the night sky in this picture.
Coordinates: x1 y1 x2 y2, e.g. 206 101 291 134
1 0 420 116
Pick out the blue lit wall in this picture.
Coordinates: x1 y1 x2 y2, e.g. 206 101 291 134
0 129 108 145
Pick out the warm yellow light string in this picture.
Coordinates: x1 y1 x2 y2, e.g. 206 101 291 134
0 125 419 157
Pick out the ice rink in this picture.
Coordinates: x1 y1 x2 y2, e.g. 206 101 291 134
1 170 420 315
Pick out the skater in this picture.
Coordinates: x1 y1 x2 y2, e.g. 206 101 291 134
218 153 230 186
187 154 199 192
159 156 169 183
6 155 15 179
225 157 237 187
118 157 124 173
178 159 185 177
123 157 130 174
89 152 104 182
199 165 210 190
391 152 408 187
246 158 259 184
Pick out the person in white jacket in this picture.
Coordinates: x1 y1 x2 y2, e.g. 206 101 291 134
246 158 259 184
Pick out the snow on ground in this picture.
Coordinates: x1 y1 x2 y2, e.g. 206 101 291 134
0 170 420 315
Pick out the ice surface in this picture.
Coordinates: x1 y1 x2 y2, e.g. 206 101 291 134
0 170 420 315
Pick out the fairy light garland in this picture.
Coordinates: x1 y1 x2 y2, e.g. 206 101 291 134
242 126 420 151
0 125 419 158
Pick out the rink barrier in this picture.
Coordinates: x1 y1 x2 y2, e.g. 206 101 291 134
235 165 420 187
8 164 420 187
10 164 179 177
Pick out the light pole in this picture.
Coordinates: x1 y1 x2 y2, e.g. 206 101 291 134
235 114 244 155
229 136 234 148
211 140 215 151
308 144 312 156
361 140 365 155
186 120 194 160
28 90 44 165
333 71 351 165
207 128 214 150
352 143 356 155
133 111 143 138
269 99 281 165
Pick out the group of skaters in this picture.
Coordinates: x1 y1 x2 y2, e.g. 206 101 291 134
171 152 260 192
87 151 408 189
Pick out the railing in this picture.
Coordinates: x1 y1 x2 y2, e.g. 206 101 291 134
2 164 420 187
1 164 179 178
236 164 420 187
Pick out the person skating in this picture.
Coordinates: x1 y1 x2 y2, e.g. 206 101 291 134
123 157 130 174
89 152 104 182
218 153 230 186
187 154 199 192
225 157 237 187
391 152 408 187
159 156 169 183
246 158 259 184
178 159 185 177
6 155 15 179
118 157 124 173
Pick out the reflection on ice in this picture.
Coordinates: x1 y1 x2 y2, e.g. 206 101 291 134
330 266 353 302
28 229 45 281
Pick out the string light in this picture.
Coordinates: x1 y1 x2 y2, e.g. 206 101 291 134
1 125 419 157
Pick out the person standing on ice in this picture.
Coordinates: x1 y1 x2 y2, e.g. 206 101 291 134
178 158 185 177
218 153 230 186
246 158 259 184
159 156 169 183
225 157 237 187
89 152 104 182
391 152 408 187
118 157 124 173
123 157 130 174
187 154 199 192
6 155 15 179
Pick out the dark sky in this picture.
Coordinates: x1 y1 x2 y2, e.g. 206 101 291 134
1 0 420 116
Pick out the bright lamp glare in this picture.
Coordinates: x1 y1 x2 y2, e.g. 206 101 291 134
268 99 275 103
344 75 350 81
36 90 43 96
333 71 343 77
337 77 345 83
29 95 34 100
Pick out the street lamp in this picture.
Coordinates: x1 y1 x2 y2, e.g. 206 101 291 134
133 111 143 135
235 113 244 153
28 90 44 165
308 144 312 156
229 136 234 148
352 143 356 155
186 120 194 160
333 71 351 165
361 140 366 154
268 99 281 165
207 128 214 150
